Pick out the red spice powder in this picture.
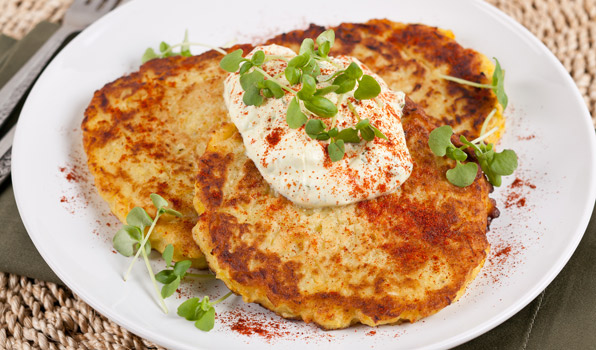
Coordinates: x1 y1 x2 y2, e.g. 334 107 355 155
505 177 536 208
510 177 536 189
265 127 284 148
518 134 536 141
231 317 278 339
59 165 83 183
494 246 511 258
220 310 291 341
366 330 377 336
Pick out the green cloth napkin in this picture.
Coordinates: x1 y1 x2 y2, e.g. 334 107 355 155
0 22 62 285
1 21 595 349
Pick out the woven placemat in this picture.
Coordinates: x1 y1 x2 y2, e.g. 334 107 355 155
0 0 595 349
0 0 72 40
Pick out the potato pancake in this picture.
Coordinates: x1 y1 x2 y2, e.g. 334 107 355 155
193 98 498 329
82 19 502 267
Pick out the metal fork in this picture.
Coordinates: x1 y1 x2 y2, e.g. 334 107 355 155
0 0 119 130
0 0 118 184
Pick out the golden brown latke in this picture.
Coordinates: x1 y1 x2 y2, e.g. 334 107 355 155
192 98 498 329
81 51 238 268
267 19 504 142
83 19 501 267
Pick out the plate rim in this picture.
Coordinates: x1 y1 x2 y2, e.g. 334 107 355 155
11 0 596 348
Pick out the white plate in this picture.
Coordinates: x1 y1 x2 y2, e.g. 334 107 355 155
12 0 596 349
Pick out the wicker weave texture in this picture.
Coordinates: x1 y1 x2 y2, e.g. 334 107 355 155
0 273 164 350
0 0 73 39
487 0 596 123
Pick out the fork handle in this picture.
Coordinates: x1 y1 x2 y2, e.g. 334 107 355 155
0 25 76 127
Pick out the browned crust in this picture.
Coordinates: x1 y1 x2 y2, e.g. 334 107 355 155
83 19 500 270
194 98 494 329
266 19 500 140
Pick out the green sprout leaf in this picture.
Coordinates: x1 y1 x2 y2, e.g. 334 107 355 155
428 125 455 157
315 132 331 141
360 126 375 141
239 70 264 90
243 86 263 106
336 128 361 143
239 61 253 75
126 207 153 231
173 260 192 277
285 66 301 85
315 29 335 57
155 269 177 284
161 275 180 298
354 75 381 100
356 119 376 141
220 49 244 72
251 50 265 66
195 308 216 331
328 140 345 162
180 30 191 57
142 48 159 64
161 208 183 217
150 193 169 210
163 244 174 267
288 52 309 68
429 122 517 187
344 62 363 80
297 74 317 100
113 225 143 257
332 74 356 94
159 42 169 53
286 98 308 129
314 85 339 96
446 162 478 187
264 80 284 98
302 58 321 77
303 96 338 118
370 125 388 140
178 297 202 321
492 58 508 110
299 38 315 55
327 127 339 138
305 119 326 139
446 147 468 162
490 149 518 175
440 57 508 110
177 293 232 332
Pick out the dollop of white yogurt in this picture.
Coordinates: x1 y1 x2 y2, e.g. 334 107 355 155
224 44 413 208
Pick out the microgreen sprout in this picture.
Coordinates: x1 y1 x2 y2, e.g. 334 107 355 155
177 292 234 331
155 244 215 298
142 30 229 64
428 114 518 187
219 29 387 162
439 58 508 110
112 193 182 313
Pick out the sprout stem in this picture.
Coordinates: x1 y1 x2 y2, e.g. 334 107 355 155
212 291 234 305
439 73 494 89
252 66 298 94
163 42 228 56
479 108 497 137
141 246 168 313
471 126 498 145
186 273 216 279
124 212 161 281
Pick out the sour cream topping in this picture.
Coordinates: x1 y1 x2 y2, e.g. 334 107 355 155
224 45 413 208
